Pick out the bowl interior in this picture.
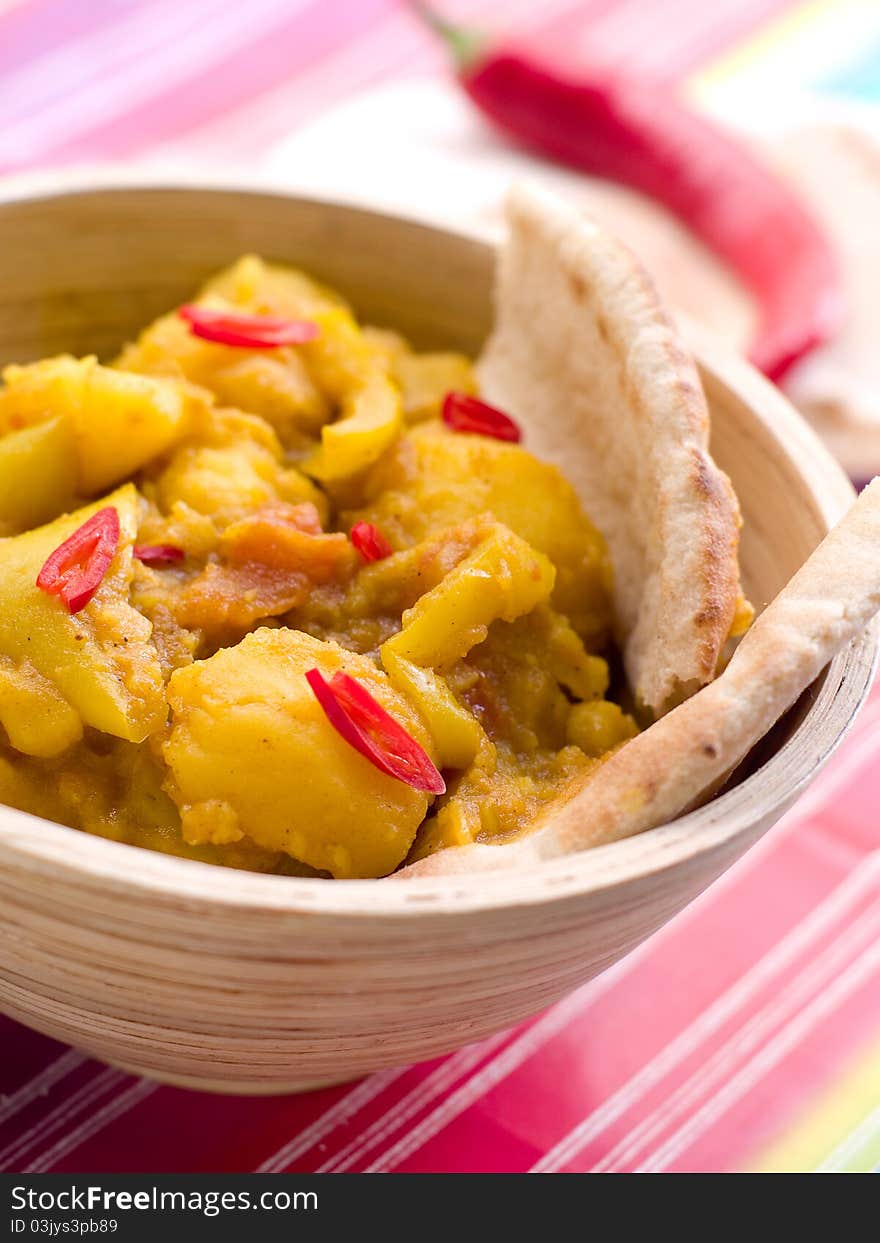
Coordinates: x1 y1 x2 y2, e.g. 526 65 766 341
0 184 494 364
0 180 870 906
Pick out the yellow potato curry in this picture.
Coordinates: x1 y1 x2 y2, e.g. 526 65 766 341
0 257 637 878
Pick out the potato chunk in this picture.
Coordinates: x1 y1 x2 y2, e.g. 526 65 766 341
201 254 345 318
153 439 324 531
0 656 83 757
117 257 344 442
0 356 190 495
0 485 165 742
348 422 612 640
382 523 555 669
566 700 638 757
117 309 330 439
0 417 76 534
163 629 434 878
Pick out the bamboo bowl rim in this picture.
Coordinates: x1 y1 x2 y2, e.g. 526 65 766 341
0 172 876 920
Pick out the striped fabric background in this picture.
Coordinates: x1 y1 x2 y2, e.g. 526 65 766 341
1 0 880 1174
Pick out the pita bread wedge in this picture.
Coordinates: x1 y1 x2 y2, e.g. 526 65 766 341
399 478 880 879
478 185 743 717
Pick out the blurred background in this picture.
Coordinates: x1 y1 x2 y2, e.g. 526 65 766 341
2 0 880 1177
3 0 880 469
1 0 878 172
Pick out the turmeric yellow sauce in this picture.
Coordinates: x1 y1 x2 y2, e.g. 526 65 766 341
0 257 637 879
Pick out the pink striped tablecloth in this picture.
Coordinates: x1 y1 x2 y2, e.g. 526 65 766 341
2 0 880 1175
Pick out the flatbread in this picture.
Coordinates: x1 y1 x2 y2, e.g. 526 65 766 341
478 185 743 716
399 478 880 878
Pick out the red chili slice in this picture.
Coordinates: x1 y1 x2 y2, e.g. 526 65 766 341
306 667 445 795
36 507 120 614
441 391 522 442
350 521 393 563
133 543 185 566
178 304 319 349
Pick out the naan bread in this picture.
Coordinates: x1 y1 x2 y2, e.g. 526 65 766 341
400 478 880 878
479 185 743 716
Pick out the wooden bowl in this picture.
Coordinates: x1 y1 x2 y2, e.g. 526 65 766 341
0 177 874 1094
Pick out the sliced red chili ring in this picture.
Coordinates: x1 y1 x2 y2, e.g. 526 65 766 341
178 304 319 349
350 521 393 563
305 667 445 795
133 543 186 566
441 391 522 442
36 506 120 614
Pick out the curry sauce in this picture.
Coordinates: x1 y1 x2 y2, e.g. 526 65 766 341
0 257 637 878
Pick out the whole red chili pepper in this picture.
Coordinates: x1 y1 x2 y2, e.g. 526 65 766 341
412 4 842 383
36 507 120 614
306 667 446 795
442 391 522 442
179 305 319 349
